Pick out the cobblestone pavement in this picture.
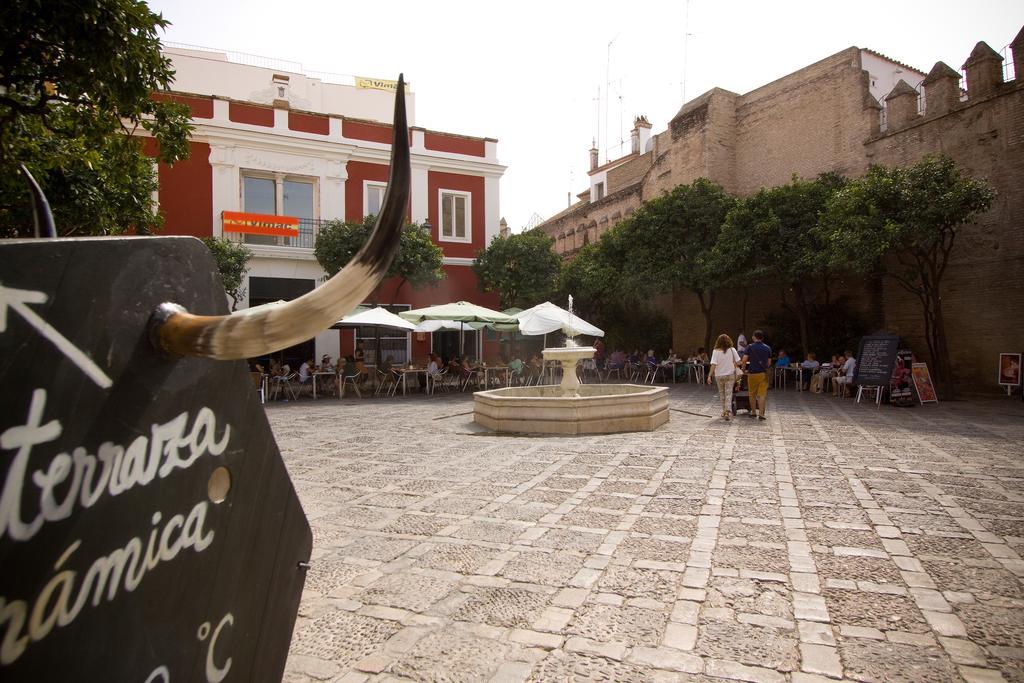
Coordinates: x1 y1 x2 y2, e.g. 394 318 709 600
274 384 1024 683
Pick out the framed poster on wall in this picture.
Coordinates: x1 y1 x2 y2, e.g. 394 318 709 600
912 363 938 404
998 353 1021 394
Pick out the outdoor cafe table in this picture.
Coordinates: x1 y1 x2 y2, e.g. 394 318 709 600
312 371 336 399
783 365 807 391
664 361 683 383
396 367 428 396
482 365 510 389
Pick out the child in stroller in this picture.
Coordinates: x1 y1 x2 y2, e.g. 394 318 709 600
732 372 754 416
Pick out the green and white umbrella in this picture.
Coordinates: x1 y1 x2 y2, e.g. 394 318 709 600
400 301 514 355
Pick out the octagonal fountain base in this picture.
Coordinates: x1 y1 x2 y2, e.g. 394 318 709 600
473 384 669 435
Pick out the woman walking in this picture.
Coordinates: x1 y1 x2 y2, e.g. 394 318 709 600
707 334 742 421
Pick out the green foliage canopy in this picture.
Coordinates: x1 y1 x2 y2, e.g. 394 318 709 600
0 0 193 237
472 228 561 309
202 237 252 311
617 179 736 349
716 173 846 354
315 216 445 301
820 154 995 396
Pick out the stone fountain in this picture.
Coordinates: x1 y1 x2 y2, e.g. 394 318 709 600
473 298 669 435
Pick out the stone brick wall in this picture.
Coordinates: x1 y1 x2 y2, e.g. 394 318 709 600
864 81 1024 390
538 32 1024 393
607 152 653 193
733 48 876 195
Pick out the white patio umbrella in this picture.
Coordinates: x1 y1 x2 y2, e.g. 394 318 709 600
516 301 604 338
334 306 417 330
332 306 416 366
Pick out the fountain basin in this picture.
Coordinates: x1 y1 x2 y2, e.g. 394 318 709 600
474 384 669 435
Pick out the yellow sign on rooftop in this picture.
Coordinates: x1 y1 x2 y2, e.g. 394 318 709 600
355 76 405 92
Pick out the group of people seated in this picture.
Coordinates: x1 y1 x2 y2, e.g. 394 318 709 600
594 344 712 382
771 348 857 395
421 352 546 388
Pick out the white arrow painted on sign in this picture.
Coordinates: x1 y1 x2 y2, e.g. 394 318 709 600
0 282 113 389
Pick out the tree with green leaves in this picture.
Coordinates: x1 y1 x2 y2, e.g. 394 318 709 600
0 0 193 237
473 228 562 309
820 155 995 398
715 173 846 356
202 237 252 311
315 216 445 302
555 227 669 350
617 179 736 350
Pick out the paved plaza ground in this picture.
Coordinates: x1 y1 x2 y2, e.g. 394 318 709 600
274 384 1024 683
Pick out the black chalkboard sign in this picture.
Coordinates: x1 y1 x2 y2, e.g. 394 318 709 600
0 236 311 682
854 334 900 386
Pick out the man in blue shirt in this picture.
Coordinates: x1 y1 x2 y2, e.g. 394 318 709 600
741 330 772 420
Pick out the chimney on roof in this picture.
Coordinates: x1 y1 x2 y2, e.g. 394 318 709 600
922 61 961 116
630 115 652 154
589 144 599 171
884 80 919 129
499 218 509 238
272 73 290 108
1011 25 1024 85
961 41 1003 98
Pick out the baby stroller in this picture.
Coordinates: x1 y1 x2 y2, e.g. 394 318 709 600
731 372 753 416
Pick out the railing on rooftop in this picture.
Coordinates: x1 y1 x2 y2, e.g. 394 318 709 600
163 41 357 86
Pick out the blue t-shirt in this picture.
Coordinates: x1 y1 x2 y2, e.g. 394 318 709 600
777 356 791 368
745 341 772 373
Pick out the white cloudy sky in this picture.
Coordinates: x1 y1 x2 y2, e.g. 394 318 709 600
148 0 1022 231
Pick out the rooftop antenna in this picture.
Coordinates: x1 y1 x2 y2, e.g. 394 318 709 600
682 0 691 102
618 85 625 157
606 34 618 163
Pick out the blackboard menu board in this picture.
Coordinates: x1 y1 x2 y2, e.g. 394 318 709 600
854 334 900 386
0 237 311 682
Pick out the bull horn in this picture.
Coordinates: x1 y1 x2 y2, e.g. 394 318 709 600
20 164 57 239
151 74 411 360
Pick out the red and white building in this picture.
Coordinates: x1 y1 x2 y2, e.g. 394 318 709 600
147 45 507 365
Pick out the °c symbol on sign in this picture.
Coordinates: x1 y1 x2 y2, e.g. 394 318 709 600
0 282 113 389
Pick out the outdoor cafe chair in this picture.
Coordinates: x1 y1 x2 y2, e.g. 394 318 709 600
604 364 623 382
339 371 362 398
269 372 298 401
375 368 399 397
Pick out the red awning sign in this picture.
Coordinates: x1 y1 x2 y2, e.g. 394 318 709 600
222 211 300 237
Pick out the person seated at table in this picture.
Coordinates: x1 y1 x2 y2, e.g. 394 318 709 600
269 358 284 377
645 349 658 367
593 339 606 370
320 354 335 373
427 353 441 376
298 357 315 386
628 349 641 364
800 352 820 390
608 350 626 369
832 350 857 396
776 350 791 368
666 348 680 363
380 355 395 375
509 355 525 383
